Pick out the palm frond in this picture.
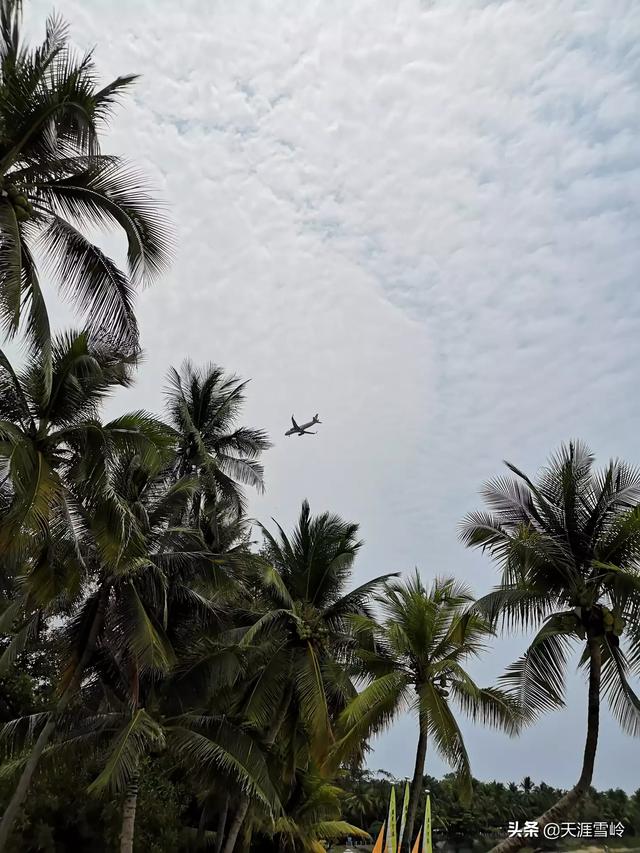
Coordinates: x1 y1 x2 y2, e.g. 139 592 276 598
335 671 409 760
39 216 137 347
88 708 164 795
167 718 280 814
499 615 576 715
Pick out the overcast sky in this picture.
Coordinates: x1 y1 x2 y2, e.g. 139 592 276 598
25 0 640 791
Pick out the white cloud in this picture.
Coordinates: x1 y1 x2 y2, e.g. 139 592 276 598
24 0 640 790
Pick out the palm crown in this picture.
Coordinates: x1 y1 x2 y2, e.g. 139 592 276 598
342 573 520 777
240 500 391 756
460 441 640 733
0 0 170 354
166 361 270 528
0 330 170 548
339 572 521 849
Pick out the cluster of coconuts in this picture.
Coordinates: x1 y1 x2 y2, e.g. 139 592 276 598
0 183 33 221
295 612 330 647
569 600 626 641
601 605 626 638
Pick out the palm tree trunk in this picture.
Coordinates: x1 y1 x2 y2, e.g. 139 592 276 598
221 801 249 853
120 769 140 853
214 795 229 853
0 585 109 852
221 683 293 853
404 716 428 852
487 636 602 853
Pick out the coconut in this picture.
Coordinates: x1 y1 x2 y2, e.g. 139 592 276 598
613 616 626 637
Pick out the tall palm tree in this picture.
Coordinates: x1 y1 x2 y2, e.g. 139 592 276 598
47 452 278 853
337 573 522 851
460 441 640 853
165 361 270 545
0 0 170 358
0 405 174 849
0 491 273 853
220 499 392 853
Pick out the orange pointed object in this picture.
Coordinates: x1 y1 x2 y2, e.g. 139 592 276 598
372 821 386 853
411 829 422 853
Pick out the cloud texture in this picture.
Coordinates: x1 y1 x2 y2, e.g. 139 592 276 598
25 0 640 789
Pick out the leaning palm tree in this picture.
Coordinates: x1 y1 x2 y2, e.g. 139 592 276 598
337 573 522 851
460 441 640 853
220 500 393 853
165 361 270 545
0 0 170 358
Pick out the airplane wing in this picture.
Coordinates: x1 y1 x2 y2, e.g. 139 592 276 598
291 416 300 430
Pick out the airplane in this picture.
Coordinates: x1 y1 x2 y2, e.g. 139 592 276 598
285 414 321 436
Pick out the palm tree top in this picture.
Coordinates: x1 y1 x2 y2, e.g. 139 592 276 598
1 329 136 428
460 440 640 603
0 0 172 354
337 569 521 834
460 440 640 735
165 360 270 515
0 332 174 549
259 499 364 609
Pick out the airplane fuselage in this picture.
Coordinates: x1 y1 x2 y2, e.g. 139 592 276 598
285 415 320 436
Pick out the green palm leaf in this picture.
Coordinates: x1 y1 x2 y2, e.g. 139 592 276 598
88 708 164 795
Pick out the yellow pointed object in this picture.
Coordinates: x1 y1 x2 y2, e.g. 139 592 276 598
372 821 386 853
411 828 422 853
386 787 397 853
422 794 432 853
398 781 410 848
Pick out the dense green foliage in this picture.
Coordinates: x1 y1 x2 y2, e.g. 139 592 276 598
0 3 639 853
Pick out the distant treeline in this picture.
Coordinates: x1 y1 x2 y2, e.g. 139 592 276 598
339 770 640 844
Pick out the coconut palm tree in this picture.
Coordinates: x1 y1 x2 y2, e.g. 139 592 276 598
460 441 640 853
165 361 270 546
0 0 170 359
71 531 279 853
337 573 522 851
219 499 393 853
58 452 277 853
0 329 170 558
0 448 277 852
0 411 175 849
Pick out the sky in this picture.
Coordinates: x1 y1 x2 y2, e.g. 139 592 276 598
23 0 640 791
